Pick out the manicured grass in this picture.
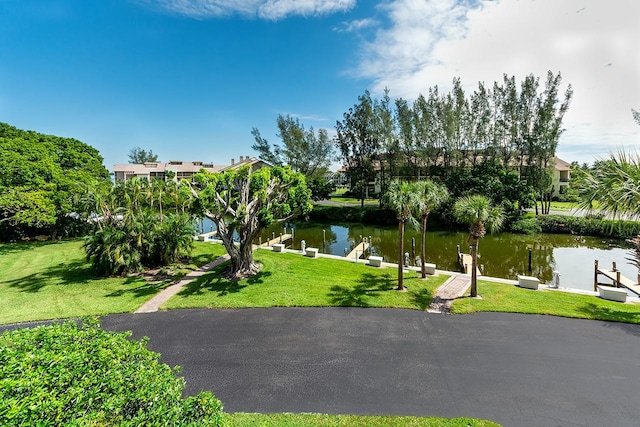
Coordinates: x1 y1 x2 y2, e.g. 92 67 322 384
450 281 640 323
227 413 500 426
164 249 448 310
0 240 227 324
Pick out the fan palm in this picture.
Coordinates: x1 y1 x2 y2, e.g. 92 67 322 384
577 150 640 220
384 179 421 291
413 180 449 279
453 195 505 297
578 150 640 280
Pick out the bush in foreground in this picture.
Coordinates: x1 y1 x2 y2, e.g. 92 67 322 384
0 320 224 426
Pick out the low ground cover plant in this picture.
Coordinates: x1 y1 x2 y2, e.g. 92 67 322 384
0 320 224 426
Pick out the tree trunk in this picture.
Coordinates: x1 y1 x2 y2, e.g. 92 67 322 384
397 219 405 291
420 213 428 279
470 237 479 297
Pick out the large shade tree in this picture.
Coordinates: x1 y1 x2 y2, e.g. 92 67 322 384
453 195 505 297
384 179 421 291
191 165 312 280
413 180 449 278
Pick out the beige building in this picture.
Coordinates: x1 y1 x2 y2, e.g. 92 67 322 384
113 156 269 182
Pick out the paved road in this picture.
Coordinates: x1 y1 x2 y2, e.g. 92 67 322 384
99 308 640 427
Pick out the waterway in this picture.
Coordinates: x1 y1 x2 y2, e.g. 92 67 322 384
199 219 637 294
259 221 637 293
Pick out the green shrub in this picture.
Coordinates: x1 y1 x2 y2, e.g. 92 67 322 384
510 218 542 234
0 320 224 426
535 214 640 239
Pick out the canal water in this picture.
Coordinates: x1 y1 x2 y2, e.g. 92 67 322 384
199 219 637 293
260 222 637 293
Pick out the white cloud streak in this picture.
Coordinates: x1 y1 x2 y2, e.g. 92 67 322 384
333 18 378 32
137 0 356 19
353 0 640 164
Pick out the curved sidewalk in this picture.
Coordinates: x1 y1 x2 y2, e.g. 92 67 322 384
135 255 230 313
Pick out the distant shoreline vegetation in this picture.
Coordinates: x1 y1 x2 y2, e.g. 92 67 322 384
308 205 640 240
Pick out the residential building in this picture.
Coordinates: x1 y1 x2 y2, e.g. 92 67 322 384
113 156 269 182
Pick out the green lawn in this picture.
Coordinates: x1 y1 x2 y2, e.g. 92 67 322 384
0 240 227 324
227 413 500 426
164 249 447 310
451 280 640 323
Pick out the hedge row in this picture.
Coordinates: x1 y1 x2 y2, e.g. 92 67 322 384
534 215 640 239
0 320 224 426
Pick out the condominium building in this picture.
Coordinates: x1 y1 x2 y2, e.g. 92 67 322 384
113 156 269 182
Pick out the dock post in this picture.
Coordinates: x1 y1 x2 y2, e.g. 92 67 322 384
616 270 621 288
528 249 532 272
279 233 282 243
594 260 598 291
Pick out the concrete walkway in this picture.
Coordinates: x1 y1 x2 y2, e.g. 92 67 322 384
134 255 230 313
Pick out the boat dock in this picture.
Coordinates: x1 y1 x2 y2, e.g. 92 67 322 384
263 234 293 247
594 260 640 296
457 247 482 276
347 241 370 260
197 231 217 241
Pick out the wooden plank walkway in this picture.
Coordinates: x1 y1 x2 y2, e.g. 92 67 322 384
347 242 369 259
459 253 481 276
428 275 471 313
262 234 293 247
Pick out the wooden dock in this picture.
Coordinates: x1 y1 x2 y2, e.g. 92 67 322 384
458 252 482 276
594 260 640 296
347 242 370 260
197 231 217 241
262 234 293 247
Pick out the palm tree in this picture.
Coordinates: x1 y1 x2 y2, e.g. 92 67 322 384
577 150 640 220
413 180 449 279
453 195 505 297
577 149 640 281
384 179 421 291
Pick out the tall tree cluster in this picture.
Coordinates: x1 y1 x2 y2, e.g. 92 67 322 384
0 122 111 241
335 72 573 211
252 114 335 200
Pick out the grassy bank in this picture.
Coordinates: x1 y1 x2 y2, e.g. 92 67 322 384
451 281 640 323
227 413 500 426
165 249 447 310
0 240 227 324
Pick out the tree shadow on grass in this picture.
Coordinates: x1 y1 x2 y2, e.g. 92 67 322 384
176 262 272 298
574 301 640 335
328 272 395 307
4 259 112 293
409 286 434 310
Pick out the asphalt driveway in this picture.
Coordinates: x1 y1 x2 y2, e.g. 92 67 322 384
99 308 640 427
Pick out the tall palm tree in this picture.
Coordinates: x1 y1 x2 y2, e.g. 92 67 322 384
384 179 421 291
413 180 449 279
453 195 505 297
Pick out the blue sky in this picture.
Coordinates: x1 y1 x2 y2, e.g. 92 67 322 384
1 0 638 171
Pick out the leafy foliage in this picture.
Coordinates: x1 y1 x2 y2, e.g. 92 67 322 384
83 178 195 276
192 165 311 279
0 122 110 241
0 320 224 426
252 114 334 177
128 146 159 163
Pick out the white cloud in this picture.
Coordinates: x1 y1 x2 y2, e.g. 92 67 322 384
137 0 356 19
354 0 640 164
333 18 378 32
